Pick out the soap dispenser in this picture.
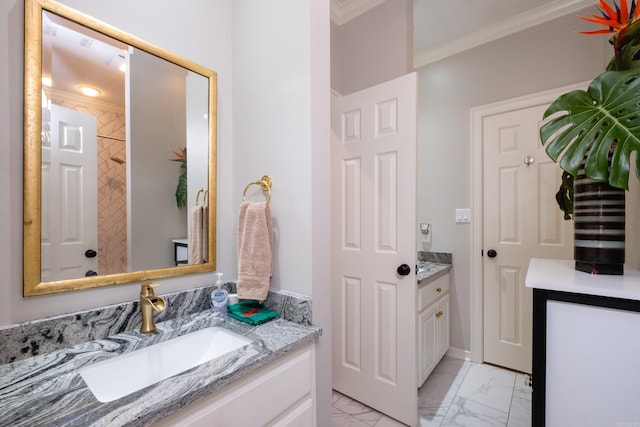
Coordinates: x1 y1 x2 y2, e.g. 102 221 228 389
211 272 229 314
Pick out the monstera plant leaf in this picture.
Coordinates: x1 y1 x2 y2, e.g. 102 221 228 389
540 68 640 190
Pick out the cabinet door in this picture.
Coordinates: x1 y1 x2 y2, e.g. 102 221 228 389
545 300 640 426
418 304 437 386
436 293 450 360
272 398 314 427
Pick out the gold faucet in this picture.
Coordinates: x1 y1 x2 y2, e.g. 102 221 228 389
140 283 166 334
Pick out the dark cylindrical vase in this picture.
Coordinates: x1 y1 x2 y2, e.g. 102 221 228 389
573 171 625 275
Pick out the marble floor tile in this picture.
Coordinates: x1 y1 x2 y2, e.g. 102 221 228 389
375 415 408 427
418 407 449 427
332 358 530 427
332 411 374 427
431 356 472 378
455 364 516 413
333 391 384 426
508 373 532 427
441 396 509 427
507 394 531 427
512 373 532 402
418 356 471 414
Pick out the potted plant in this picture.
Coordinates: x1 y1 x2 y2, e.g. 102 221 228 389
540 0 640 274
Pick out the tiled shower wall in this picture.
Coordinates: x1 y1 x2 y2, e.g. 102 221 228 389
53 95 128 275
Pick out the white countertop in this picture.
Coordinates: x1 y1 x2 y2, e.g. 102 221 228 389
525 258 640 301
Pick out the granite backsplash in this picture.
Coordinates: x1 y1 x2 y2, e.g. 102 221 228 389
0 284 312 365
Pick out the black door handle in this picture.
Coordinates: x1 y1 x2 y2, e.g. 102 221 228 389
85 270 97 276
85 249 97 258
487 249 497 258
397 264 411 276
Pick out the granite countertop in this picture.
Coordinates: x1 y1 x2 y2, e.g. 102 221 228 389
0 310 321 427
416 261 451 287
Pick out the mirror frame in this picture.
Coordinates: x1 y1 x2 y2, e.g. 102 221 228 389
23 0 217 296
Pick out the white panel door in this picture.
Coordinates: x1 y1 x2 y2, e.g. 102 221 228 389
483 104 572 373
41 105 98 281
332 73 417 426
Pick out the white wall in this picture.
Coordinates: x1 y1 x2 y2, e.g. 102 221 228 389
0 0 233 323
231 2 331 423
1 0 331 423
232 1 314 296
416 10 618 352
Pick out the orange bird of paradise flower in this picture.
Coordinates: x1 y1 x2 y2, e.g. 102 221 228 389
172 147 187 160
579 0 640 34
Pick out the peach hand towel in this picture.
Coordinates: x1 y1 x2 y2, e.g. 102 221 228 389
237 201 273 301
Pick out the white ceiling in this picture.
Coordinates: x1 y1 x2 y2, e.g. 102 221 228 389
331 0 596 67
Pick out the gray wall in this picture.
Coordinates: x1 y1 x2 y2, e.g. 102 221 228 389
130 50 187 270
416 10 617 352
332 0 412 95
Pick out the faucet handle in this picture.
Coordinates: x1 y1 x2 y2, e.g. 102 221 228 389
141 282 159 297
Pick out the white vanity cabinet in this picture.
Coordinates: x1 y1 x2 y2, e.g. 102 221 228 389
154 344 316 427
527 259 640 427
417 273 450 386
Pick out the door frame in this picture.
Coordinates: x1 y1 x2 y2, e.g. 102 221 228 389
469 81 587 364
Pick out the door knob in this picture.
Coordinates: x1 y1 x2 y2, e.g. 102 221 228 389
487 249 497 258
85 249 97 258
396 264 411 276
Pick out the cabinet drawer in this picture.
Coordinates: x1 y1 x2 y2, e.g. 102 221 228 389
418 273 449 312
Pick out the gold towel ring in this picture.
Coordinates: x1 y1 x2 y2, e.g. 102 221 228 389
242 175 272 205
196 188 208 205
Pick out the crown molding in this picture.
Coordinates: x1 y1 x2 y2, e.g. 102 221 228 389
413 0 595 69
50 88 125 113
331 0 388 25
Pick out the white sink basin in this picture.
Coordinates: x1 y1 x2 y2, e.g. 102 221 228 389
79 326 252 402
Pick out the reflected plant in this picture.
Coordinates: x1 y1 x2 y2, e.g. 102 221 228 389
171 147 187 208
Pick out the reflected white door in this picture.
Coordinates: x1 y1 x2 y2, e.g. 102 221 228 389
332 73 417 426
41 105 98 281
482 103 572 373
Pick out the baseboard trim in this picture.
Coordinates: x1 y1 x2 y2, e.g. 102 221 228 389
446 347 471 361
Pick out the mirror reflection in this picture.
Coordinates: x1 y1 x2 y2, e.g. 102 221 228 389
24 0 217 296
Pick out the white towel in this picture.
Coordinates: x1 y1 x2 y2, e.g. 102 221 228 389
237 201 273 301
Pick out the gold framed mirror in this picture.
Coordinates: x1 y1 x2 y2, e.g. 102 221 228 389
24 0 217 296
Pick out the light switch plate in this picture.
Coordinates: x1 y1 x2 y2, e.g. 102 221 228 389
455 208 471 223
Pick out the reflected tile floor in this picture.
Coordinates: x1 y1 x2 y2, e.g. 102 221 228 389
332 356 531 427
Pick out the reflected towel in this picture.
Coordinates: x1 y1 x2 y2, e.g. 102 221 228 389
202 204 208 263
189 205 204 264
237 201 272 301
